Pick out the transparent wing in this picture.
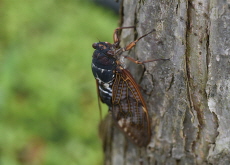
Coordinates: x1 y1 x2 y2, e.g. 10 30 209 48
111 69 151 147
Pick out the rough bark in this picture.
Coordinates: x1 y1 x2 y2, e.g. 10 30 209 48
101 0 230 164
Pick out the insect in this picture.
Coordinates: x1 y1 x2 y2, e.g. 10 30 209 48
92 26 165 147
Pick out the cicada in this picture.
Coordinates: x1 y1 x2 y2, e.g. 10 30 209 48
92 26 164 147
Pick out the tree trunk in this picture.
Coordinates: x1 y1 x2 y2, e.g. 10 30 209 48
100 0 230 164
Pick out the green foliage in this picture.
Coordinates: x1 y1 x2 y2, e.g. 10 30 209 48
0 0 118 164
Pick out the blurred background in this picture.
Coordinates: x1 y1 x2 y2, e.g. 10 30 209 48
0 0 119 164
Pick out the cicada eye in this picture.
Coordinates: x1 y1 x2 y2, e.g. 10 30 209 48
92 43 97 49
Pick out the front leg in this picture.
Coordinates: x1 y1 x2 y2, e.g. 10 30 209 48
113 26 135 48
121 29 156 51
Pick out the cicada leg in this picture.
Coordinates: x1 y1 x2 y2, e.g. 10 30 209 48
113 26 135 48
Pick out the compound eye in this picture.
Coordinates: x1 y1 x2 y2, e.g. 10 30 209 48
92 43 97 49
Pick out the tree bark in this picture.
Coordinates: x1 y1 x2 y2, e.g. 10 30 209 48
100 0 230 164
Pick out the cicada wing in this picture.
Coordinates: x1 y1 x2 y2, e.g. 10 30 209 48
111 69 151 147
96 80 103 120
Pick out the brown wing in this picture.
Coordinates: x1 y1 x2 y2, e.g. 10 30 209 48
111 68 151 147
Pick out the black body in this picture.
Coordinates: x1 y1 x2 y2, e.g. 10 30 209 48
92 42 117 106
